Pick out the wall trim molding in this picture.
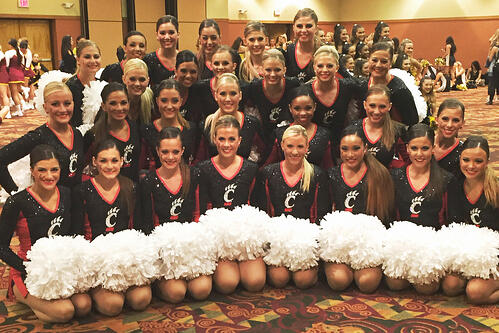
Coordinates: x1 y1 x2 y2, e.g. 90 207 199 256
0 14 80 19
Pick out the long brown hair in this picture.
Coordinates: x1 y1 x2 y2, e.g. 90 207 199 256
155 79 189 129
462 136 498 208
293 8 320 51
93 82 128 144
365 84 396 151
155 127 191 198
341 125 395 222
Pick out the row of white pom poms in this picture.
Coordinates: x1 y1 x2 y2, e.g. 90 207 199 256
25 205 499 300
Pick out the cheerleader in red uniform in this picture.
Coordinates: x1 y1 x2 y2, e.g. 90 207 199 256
433 98 465 176
0 145 91 322
443 136 499 303
0 45 11 120
140 79 198 168
5 38 24 116
326 125 394 293
197 115 263 294
140 127 211 303
72 139 150 316
350 85 407 168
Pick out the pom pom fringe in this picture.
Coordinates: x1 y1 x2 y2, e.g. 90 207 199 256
389 68 427 122
33 70 72 116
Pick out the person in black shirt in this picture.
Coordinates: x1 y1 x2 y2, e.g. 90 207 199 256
140 127 211 303
284 8 319 82
84 83 141 182
350 84 407 168
0 82 84 194
65 40 102 127
197 19 221 80
0 145 91 322
444 136 499 303
264 85 334 169
197 115 263 294
60 35 76 74
174 50 202 123
122 58 155 125
389 123 452 295
73 140 150 316
433 98 465 176
326 125 394 294
141 79 198 168
100 31 147 84
143 15 179 88
197 73 265 164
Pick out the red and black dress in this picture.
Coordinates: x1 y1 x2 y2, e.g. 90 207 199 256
0 123 84 194
390 166 453 228
197 157 257 212
100 60 125 84
139 167 202 233
328 164 368 214
71 178 138 240
283 43 315 83
447 178 499 230
65 75 85 127
435 140 463 177
252 161 330 223
0 186 72 299
143 50 175 88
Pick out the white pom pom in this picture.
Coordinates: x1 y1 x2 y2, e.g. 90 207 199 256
264 215 320 271
90 230 159 292
0 155 32 204
152 222 217 280
319 211 386 270
199 205 270 261
439 223 499 279
25 235 92 300
389 68 427 122
33 70 73 116
82 80 108 125
383 221 444 285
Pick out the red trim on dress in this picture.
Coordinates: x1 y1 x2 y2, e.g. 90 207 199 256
435 139 460 161
26 187 60 214
156 169 183 195
341 164 367 188
109 119 131 142
46 123 74 150
280 161 303 188
83 209 92 240
310 185 319 223
464 185 483 205
211 156 243 180
91 178 120 205
156 49 175 71
295 42 311 70
312 78 339 107
406 165 429 193
362 118 382 144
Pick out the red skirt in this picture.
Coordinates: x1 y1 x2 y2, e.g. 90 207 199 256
7 267 28 301
0 62 8 84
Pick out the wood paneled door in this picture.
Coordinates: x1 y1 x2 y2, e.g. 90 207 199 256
0 19 53 70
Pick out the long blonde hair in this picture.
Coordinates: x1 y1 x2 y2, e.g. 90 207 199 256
205 73 240 142
282 125 314 193
240 21 268 82
123 58 154 124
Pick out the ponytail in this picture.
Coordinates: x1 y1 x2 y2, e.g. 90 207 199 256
381 112 395 151
483 165 499 209
364 153 394 222
140 87 154 124
117 175 135 216
302 158 314 193
428 156 446 199
93 109 108 144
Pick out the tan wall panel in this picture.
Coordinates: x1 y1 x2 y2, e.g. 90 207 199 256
0 0 79 16
136 22 158 54
178 0 206 22
178 22 201 53
87 0 121 21
135 0 165 23
88 21 123 66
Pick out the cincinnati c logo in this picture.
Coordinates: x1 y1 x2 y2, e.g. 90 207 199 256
68 153 78 176
105 207 120 231
224 184 237 206
410 196 425 217
368 146 380 156
47 216 63 237
269 107 282 122
123 144 134 165
170 198 184 220
297 72 306 81
284 190 300 212
470 208 481 226
344 190 359 211
323 109 337 125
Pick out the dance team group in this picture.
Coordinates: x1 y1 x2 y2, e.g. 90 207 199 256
0 8 497 323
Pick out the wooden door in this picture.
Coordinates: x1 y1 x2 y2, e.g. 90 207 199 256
0 19 53 70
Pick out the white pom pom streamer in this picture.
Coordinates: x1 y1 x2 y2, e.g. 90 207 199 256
33 70 73 116
389 68 427 122
24 235 92 300
439 223 499 279
152 222 217 280
382 221 444 285
82 80 108 124
264 215 320 272
90 230 159 292
319 211 386 270
199 205 270 261
0 155 31 204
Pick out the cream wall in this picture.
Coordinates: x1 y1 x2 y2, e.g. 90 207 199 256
0 0 79 16
338 0 499 21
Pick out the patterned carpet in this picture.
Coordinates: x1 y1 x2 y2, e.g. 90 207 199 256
0 87 498 332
